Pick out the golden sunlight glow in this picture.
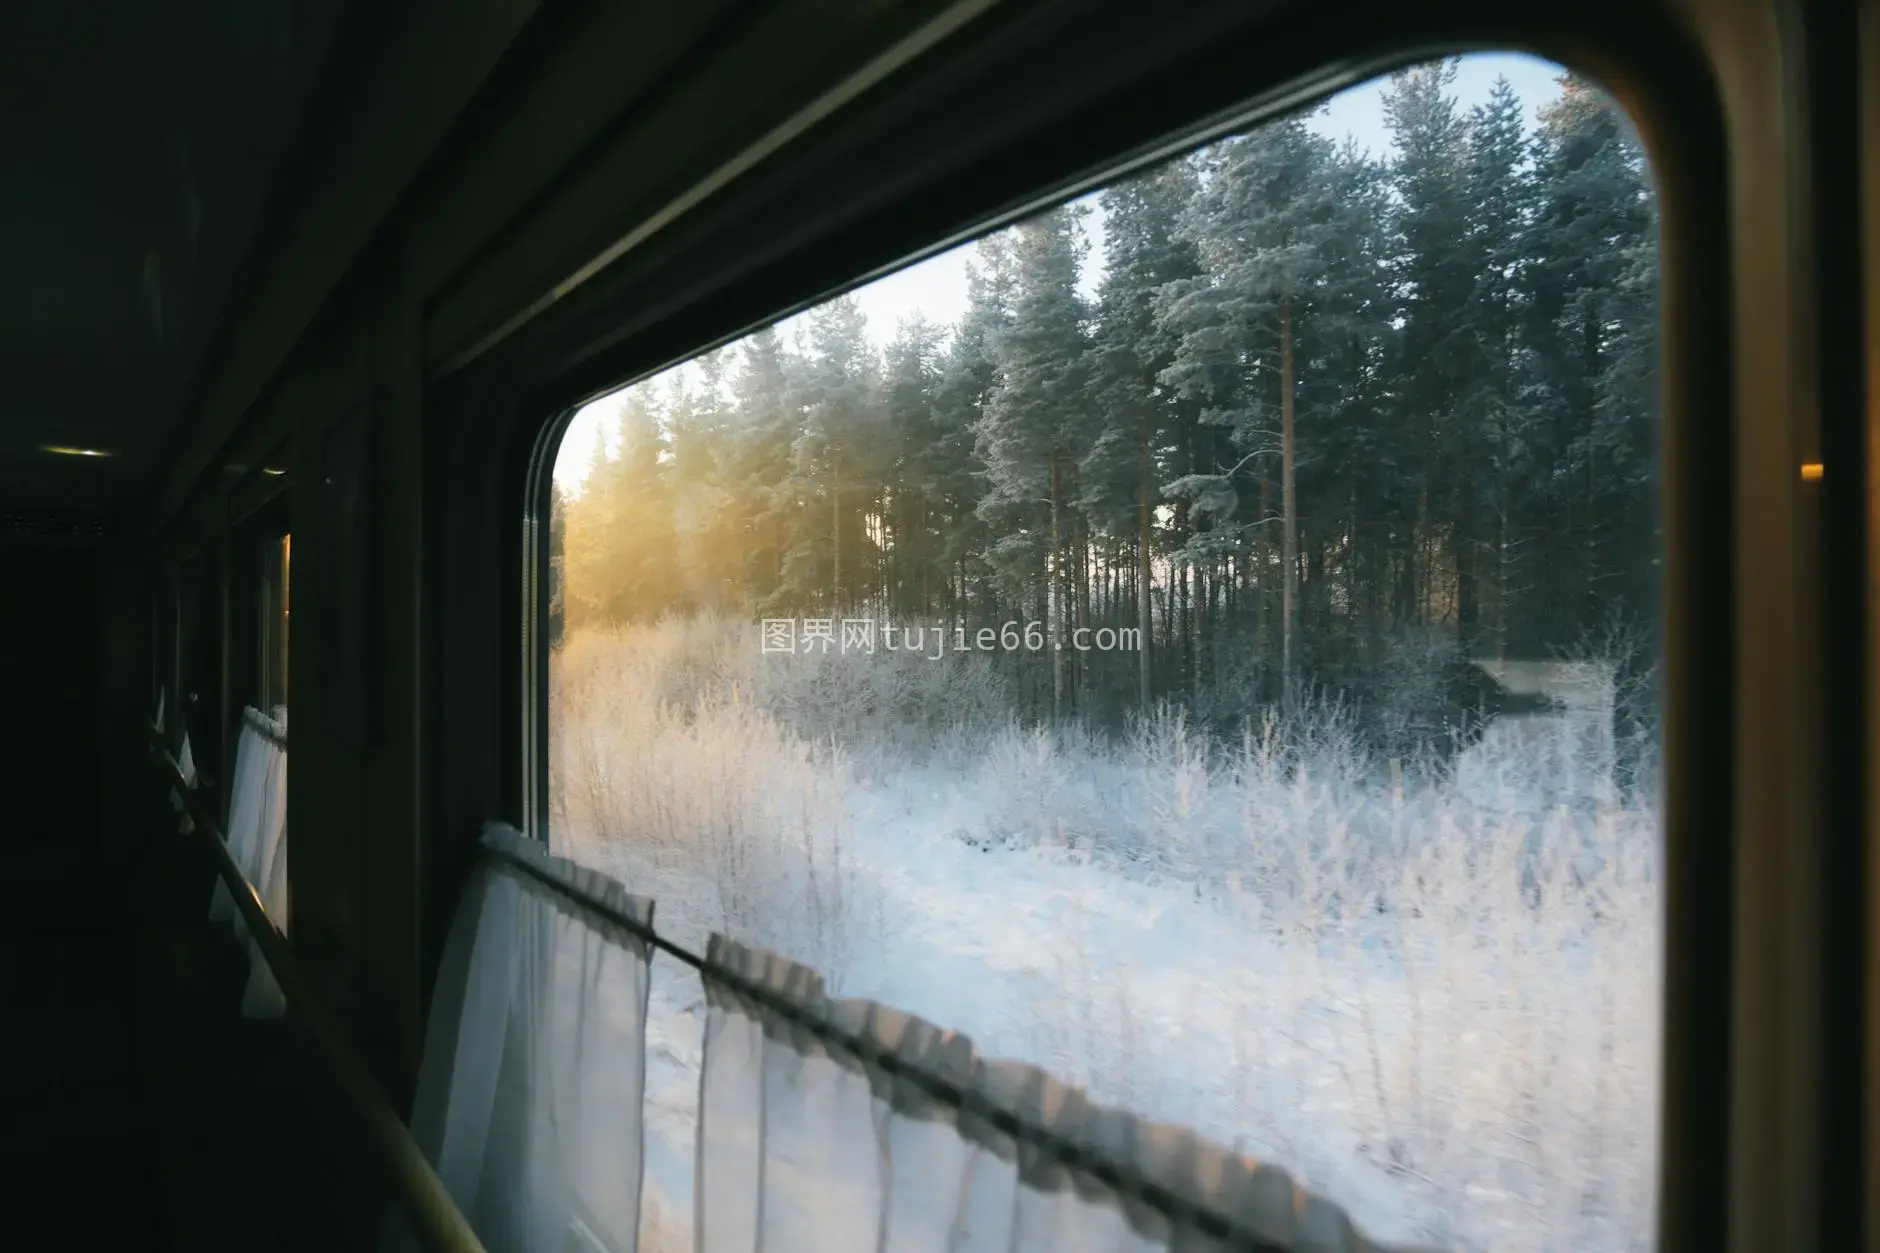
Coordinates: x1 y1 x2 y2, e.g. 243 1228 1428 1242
42 445 112 457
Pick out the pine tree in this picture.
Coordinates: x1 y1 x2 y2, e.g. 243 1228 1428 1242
932 234 1014 624
550 65 1661 759
1459 76 1536 659
1158 112 1358 704
976 206 1093 719
1383 59 1480 640
666 354 748 613
558 433 614 629
728 326 802 612
881 313 950 617
600 388 677 620
783 296 881 614
1520 74 1659 648
1084 159 1203 714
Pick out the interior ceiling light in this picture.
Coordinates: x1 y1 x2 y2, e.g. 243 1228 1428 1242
42 445 113 458
263 468 285 476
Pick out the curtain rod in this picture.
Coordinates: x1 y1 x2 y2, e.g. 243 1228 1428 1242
242 705 288 750
152 734 483 1253
479 825 1411 1253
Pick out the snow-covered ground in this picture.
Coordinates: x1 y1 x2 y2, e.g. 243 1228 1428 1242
551 619 1662 1253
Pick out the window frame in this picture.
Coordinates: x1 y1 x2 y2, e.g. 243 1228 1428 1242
518 39 1719 1236
153 565 180 750
423 5 1764 1247
175 546 225 789
228 493 292 725
259 528 291 717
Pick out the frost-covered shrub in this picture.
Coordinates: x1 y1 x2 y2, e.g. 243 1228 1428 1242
553 615 1662 1253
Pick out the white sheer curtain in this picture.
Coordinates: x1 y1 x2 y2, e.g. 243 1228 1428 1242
239 722 289 1017
207 708 290 1019
696 934 1421 1253
208 723 261 923
387 822 655 1253
153 687 198 831
177 732 197 786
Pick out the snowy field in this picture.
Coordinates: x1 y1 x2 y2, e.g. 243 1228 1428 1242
550 617 1662 1253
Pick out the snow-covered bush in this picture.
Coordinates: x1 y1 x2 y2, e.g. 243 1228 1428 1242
552 616 1661 1253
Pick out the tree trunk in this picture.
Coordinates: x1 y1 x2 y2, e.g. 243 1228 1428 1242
1192 561 1206 704
1138 429 1154 714
1280 292 1298 707
1584 440 1600 631
1258 459 1270 683
1050 454 1064 722
830 447 841 614
918 495 930 616
1493 497 1509 660
1415 483 1430 624
1347 478 1359 632
1455 516 1477 654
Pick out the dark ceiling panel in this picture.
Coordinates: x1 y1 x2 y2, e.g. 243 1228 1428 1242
0 0 349 523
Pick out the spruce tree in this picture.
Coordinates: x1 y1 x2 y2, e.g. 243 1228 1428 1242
976 206 1093 719
1158 113 1353 704
1085 159 1203 713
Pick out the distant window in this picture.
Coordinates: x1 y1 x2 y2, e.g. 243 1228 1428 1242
151 596 164 725
178 553 222 787
260 532 290 717
544 53 1661 1252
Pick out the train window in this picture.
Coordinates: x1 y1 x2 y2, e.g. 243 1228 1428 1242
154 571 179 745
260 531 291 718
545 54 1661 1251
178 553 221 786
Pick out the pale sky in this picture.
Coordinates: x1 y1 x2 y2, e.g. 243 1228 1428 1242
557 52 1569 491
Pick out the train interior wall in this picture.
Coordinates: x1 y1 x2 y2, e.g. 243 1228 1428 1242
0 540 170 1241
0 536 378 1249
0 0 1865 1246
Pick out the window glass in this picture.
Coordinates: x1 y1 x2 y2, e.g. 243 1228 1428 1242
548 54 1661 1252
